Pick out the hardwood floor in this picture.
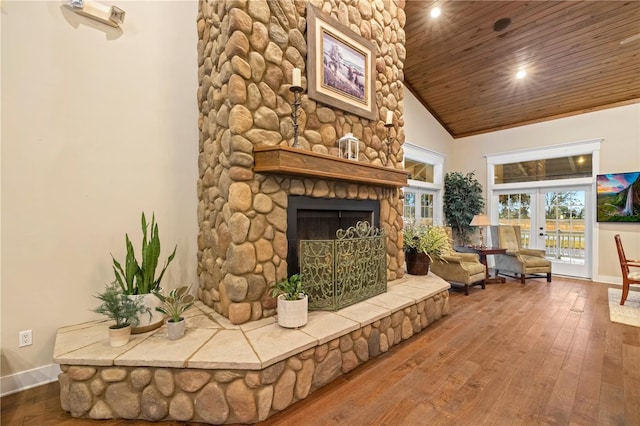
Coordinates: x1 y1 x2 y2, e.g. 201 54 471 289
2 276 639 425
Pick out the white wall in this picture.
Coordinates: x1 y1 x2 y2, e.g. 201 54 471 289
1 1 199 392
403 90 454 160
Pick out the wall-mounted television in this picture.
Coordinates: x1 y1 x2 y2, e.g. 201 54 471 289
596 171 640 222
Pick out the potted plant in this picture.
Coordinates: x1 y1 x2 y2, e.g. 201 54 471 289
92 281 150 347
271 274 308 328
154 285 195 340
111 212 177 333
403 224 451 275
443 171 485 245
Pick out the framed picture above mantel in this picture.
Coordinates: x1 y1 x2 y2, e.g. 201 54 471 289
307 5 377 120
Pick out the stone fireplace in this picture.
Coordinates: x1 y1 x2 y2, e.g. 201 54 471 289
197 0 408 324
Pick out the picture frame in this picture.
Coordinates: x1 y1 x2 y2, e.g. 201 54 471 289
307 6 377 120
596 171 640 222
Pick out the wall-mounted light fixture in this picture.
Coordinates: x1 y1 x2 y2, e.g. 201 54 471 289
69 0 125 28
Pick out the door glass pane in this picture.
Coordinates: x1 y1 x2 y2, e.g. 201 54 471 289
544 191 586 264
404 191 416 224
420 194 434 225
498 193 532 247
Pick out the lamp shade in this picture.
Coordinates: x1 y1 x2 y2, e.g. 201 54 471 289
470 214 491 226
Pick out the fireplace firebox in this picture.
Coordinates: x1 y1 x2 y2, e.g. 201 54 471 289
286 196 380 276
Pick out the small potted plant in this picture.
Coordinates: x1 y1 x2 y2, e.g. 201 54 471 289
271 274 307 328
403 224 451 275
154 285 195 340
92 282 150 347
111 212 177 333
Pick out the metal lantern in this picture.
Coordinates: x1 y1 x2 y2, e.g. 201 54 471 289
338 133 359 161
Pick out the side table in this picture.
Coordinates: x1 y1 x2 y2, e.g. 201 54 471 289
456 246 507 284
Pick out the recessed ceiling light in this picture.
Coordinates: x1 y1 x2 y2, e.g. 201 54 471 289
516 69 527 79
493 18 512 32
430 6 441 18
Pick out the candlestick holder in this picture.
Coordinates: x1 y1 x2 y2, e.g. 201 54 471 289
289 85 303 148
384 122 393 166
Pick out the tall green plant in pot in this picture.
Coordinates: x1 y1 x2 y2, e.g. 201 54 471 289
443 171 485 245
111 212 177 333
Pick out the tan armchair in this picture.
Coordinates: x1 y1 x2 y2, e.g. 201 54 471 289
430 228 486 295
489 225 552 284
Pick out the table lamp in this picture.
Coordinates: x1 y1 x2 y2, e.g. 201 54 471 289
470 214 491 247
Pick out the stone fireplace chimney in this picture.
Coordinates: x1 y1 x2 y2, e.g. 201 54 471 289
197 0 407 324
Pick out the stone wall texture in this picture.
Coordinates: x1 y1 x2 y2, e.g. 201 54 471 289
197 0 408 324
60 290 448 423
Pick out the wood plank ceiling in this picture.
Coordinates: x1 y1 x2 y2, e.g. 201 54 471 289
403 1 640 138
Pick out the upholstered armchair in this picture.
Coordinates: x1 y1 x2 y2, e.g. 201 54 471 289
429 228 486 295
489 225 552 284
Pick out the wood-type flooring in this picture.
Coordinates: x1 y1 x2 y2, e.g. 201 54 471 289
2 276 639 425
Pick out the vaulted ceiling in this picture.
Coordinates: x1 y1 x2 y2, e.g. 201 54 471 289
403 1 640 138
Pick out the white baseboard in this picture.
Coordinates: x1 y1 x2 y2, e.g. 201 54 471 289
1 363 61 397
594 275 622 285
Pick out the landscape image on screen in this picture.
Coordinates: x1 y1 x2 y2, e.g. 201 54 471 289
596 171 640 222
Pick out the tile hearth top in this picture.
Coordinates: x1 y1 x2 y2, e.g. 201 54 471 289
53 274 450 370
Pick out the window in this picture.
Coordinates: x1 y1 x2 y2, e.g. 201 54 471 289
495 155 592 184
404 158 434 183
402 143 444 226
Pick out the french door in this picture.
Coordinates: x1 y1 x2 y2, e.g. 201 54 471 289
494 185 591 278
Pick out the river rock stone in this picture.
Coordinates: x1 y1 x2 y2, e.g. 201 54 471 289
257 386 274 421
154 369 174 397
229 302 252 324
225 31 249 59
131 368 152 391
226 379 257 423
68 366 96 381
227 243 256 274
105 382 141 419
141 386 168 421
69 382 92 417
195 383 229 424
176 370 212 393
312 349 341 388
169 392 194 421
101 368 127 383
89 400 113 419
272 369 296 410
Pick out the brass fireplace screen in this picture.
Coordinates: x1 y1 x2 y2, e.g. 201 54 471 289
299 221 387 311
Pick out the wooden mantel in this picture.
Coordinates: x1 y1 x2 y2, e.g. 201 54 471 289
253 145 408 187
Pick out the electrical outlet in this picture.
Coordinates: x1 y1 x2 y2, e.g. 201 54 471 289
19 330 32 347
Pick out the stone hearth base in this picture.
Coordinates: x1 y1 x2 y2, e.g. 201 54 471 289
55 275 450 423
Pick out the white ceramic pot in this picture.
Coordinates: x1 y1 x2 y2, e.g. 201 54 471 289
129 293 164 334
108 324 131 347
277 294 308 328
166 318 186 340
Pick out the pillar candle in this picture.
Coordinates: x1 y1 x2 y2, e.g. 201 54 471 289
292 68 301 87
386 110 393 125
